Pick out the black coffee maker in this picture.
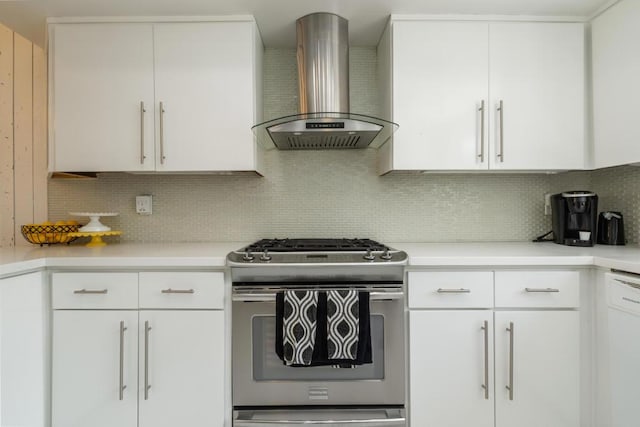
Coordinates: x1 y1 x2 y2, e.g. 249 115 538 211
551 191 598 247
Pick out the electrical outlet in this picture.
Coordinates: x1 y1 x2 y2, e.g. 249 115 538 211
136 195 153 215
544 193 552 216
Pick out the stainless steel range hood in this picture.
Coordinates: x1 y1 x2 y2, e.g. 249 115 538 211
252 13 398 150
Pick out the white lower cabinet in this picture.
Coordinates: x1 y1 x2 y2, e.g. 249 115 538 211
408 270 580 427
409 310 494 427
139 310 224 427
52 311 139 427
494 311 580 427
0 272 48 427
51 271 225 427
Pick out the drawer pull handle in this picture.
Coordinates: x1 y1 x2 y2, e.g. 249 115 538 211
497 100 504 162
73 289 108 294
144 320 152 400
481 320 489 400
119 321 127 401
161 288 195 294
159 101 166 164
477 100 485 162
506 322 514 400
437 288 471 294
614 279 640 290
140 101 146 164
524 288 559 293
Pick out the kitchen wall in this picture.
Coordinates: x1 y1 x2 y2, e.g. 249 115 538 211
47 48 636 244
592 166 640 244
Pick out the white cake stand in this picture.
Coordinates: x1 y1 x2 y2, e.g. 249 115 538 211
69 212 119 232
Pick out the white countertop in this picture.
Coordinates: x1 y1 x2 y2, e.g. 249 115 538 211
0 242 245 277
1 241 640 277
391 241 640 274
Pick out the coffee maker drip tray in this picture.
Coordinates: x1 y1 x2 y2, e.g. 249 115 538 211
563 237 594 247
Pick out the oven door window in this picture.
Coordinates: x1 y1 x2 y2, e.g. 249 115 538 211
252 315 385 381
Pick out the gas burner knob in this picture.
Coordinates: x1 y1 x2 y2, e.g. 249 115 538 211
260 249 272 262
380 249 393 260
363 249 376 261
242 251 255 261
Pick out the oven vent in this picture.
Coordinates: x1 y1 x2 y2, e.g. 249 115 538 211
284 134 362 150
251 13 398 150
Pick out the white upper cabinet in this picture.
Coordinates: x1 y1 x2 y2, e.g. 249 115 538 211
592 0 640 169
488 23 585 171
50 19 263 173
389 21 490 171
378 19 585 173
50 24 156 172
153 23 260 172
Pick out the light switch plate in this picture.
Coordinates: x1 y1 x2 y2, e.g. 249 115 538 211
136 195 153 215
544 193 552 216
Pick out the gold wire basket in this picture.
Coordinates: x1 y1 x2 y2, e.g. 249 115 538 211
21 224 80 246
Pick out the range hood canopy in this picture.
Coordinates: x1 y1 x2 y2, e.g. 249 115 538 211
253 12 398 150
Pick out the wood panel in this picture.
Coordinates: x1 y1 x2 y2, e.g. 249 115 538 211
0 24 14 247
13 33 33 245
32 45 47 223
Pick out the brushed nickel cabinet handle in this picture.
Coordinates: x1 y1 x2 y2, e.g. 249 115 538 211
481 320 489 400
525 288 560 293
478 100 485 162
436 288 471 294
73 289 108 295
119 321 127 401
497 100 504 162
161 288 195 294
144 320 152 400
140 101 146 164
614 279 640 290
506 321 514 400
159 102 166 165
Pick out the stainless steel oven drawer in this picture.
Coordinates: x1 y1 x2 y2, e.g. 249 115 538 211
234 408 406 426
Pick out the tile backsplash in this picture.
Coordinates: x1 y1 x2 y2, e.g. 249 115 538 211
47 48 637 244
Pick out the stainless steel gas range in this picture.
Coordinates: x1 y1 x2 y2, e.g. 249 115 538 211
228 238 408 427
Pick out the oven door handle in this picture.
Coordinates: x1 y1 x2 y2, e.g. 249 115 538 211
232 290 404 302
234 409 406 426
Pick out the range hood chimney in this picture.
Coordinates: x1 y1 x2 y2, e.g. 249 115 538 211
252 12 397 150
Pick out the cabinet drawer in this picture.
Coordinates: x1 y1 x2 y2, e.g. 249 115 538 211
408 271 493 308
139 272 224 309
494 271 579 308
52 272 138 309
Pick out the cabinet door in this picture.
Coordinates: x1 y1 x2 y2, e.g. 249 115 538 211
0 272 47 427
409 310 494 427
153 22 257 172
50 24 155 172
494 311 579 427
489 23 585 170
392 21 489 171
52 311 138 427
139 310 224 427
592 0 640 168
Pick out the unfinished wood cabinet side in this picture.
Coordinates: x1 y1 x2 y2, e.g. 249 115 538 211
0 24 14 247
13 33 34 245
32 45 47 223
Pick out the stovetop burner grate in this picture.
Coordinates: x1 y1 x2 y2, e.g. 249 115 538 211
243 238 388 252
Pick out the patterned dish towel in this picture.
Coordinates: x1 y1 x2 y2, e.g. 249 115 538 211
276 289 371 367
327 290 360 360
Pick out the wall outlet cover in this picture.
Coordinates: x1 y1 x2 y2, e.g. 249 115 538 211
136 195 153 215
